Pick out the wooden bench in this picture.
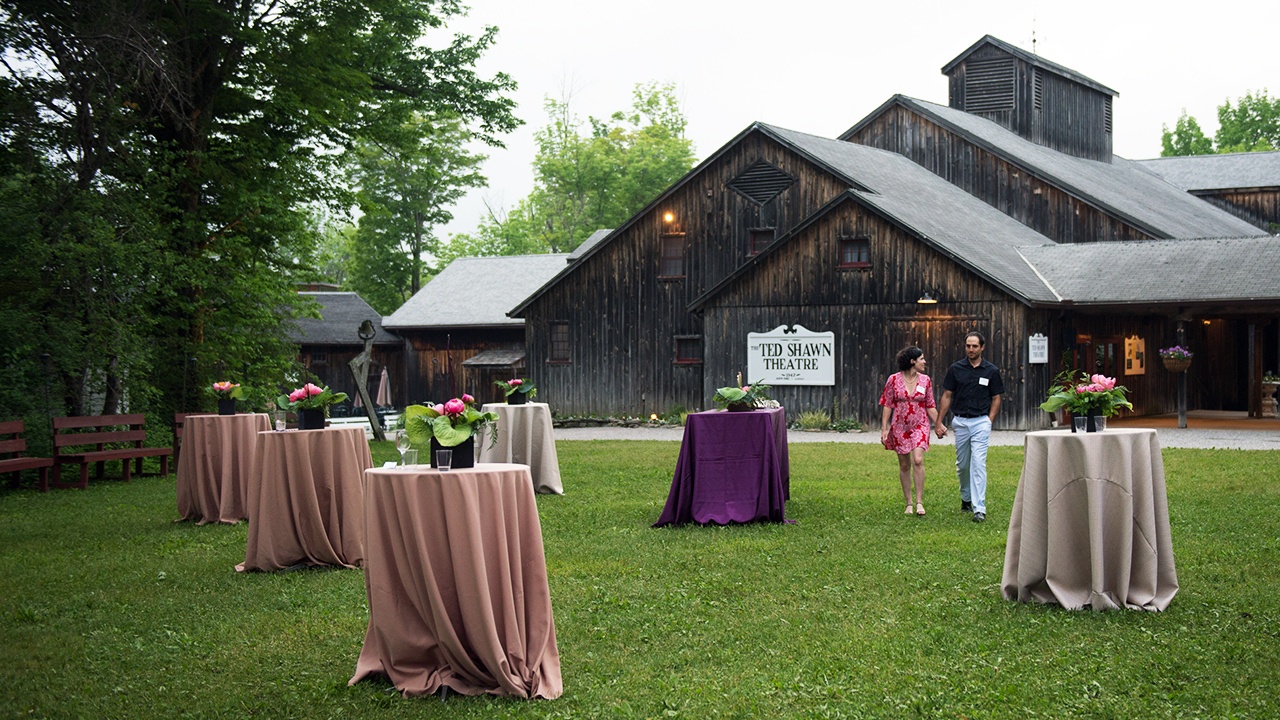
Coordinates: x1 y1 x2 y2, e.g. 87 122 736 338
52 414 173 490
1 420 54 492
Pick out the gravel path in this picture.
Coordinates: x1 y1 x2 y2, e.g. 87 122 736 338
554 424 1280 451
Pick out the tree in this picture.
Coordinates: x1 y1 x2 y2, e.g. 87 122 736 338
449 81 695 257
1160 110 1214 156
0 1 518 418
1215 90 1279 153
348 113 487 315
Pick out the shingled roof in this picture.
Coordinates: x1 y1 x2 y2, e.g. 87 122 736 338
289 292 400 346
383 254 569 329
1134 151 1280 192
1019 236 1280 305
750 123 1059 304
941 35 1118 98
842 96 1267 241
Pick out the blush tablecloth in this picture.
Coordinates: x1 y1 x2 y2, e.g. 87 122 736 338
350 462 562 699
1002 428 1179 611
653 407 790 526
478 402 564 494
236 426 371 572
176 413 269 524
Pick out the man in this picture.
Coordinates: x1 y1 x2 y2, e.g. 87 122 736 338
935 332 1004 523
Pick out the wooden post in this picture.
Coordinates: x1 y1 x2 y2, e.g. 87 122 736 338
1176 319 1187 429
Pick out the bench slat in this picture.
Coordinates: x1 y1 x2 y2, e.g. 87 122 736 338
0 438 26 454
53 414 146 430
54 429 146 447
0 457 54 471
0 420 26 434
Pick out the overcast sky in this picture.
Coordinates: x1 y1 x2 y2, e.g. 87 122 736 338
437 0 1279 241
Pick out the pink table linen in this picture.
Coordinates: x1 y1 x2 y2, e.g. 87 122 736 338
478 402 564 494
1002 428 1179 611
351 462 562 699
176 413 270 524
237 426 371 572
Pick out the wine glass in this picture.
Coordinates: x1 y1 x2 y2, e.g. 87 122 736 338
395 430 412 466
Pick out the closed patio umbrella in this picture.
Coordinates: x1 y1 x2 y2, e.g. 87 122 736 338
376 366 391 407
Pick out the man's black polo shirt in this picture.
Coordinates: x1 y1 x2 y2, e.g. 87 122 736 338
942 358 1004 418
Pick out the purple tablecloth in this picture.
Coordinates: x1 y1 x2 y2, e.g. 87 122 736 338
653 407 789 526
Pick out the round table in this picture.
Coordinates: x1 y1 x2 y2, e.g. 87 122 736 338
176 413 269 524
478 402 564 494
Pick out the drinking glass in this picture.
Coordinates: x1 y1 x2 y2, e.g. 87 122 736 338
402 449 418 466
395 430 412 465
436 449 452 471
272 408 285 432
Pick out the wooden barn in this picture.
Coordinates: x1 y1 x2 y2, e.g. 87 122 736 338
289 292 402 411
1135 151 1280 233
510 35 1280 429
383 254 570 406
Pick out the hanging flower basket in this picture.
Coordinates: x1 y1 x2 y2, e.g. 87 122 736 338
1162 356 1191 373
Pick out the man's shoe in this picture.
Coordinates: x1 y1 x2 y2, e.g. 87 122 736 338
961 500 972 512
972 511 985 523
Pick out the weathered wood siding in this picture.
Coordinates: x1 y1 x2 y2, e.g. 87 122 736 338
398 328 525 406
523 130 851 417
700 198 1050 430
300 344 403 408
850 105 1151 245
1196 189 1280 233
947 43 1112 161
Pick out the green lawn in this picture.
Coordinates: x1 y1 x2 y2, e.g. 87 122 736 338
2 441 1278 718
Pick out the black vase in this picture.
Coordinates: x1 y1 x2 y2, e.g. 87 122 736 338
297 408 326 430
217 398 237 416
430 435 475 469
508 391 527 405
726 402 754 412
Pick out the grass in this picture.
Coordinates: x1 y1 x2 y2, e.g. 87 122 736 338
2 441 1279 718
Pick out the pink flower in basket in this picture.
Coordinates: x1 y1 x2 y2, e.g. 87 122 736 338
443 398 467 415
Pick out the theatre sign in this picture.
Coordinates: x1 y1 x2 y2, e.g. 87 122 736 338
746 324 836 386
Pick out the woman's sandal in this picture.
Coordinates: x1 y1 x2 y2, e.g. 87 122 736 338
904 503 915 515
916 503 926 516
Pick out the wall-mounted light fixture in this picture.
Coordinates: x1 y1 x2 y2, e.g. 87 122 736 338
916 291 939 305
663 211 675 224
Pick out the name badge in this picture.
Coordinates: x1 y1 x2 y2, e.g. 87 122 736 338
978 377 990 386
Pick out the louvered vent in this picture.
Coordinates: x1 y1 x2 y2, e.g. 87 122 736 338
727 161 794 205
1104 96 1113 133
1033 69 1043 110
964 57 1015 113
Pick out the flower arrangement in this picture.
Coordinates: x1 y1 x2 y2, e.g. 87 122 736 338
275 383 348 413
211 381 246 399
712 381 772 411
495 377 537 399
403 393 499 448
1159 346 1194 360
1040 372 1133 418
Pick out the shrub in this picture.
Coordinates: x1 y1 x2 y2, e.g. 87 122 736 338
796 409 831 430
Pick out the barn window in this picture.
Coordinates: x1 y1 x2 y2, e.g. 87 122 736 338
549 322 570 363
659 233 685 278
748 228 775 256
675 336 703 365
310 351 328 366
838 236 871 269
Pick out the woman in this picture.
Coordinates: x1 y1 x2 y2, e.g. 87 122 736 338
879 346 939 517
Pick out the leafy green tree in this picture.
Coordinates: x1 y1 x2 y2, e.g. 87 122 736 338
348 113 487 315
1215 90 1280 153
1160 111 1214 156
0 0 518 417
449 81 695 256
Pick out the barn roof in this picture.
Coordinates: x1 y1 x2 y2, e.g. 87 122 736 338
383 254 568 329
569 229 614 261
1134 151 1280 192
941 35 1118 97
841 96 1267 240
289 292 400 346
1019 236 1280 305
752 124 1059 304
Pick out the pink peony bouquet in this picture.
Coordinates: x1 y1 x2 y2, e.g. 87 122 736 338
276 383 347 412
1041 372 1132 417
210 381 245 399
494 377 537 399
403 393 498 448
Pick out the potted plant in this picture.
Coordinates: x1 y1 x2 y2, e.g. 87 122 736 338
1263 371 1279 418
712 381 772 412
276 383 348 430
211 381 246 415
403 393 498 469
1159 345 1194 373
1040 372 1132 432
495 377 537 405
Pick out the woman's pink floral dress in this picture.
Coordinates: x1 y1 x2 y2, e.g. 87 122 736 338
878 372 936 454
